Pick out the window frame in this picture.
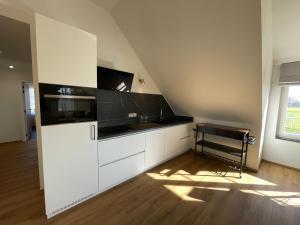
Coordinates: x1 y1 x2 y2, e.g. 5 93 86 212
276 85 300 142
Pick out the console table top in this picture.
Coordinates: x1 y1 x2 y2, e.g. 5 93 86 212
196 123 250 135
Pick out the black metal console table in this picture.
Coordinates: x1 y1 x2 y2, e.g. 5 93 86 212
194 123 251 178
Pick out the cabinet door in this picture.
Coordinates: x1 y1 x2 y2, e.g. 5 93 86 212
165 127 181 159
41 122 98 217
178 124 193 154
145 129 166 170
165 124 193 159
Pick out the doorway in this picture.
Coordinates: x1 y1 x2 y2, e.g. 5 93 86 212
0 10 44 220
0 15 33 143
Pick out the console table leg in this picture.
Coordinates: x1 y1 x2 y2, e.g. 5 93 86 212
239 141 245 178
194 128 198 158
201 132 204 155
244 135 249 171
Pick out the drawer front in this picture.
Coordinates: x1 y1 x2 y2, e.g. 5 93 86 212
99 152 145 192
98 133 145 166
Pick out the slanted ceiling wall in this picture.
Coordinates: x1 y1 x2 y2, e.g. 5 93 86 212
110 0 262 124
99 0 264 169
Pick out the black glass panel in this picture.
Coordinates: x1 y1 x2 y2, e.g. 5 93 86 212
97 89 176 128
97 67 134 92
39 83 97 125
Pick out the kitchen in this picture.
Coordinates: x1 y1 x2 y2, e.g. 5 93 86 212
33 14 193 218
1 1 299 224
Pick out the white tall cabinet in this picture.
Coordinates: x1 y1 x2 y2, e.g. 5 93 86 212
34 14 98 218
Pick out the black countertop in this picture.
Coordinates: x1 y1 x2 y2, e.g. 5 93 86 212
98 116 193 140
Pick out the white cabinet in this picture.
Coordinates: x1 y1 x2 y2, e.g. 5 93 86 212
165 124 193 160
40 122 192 217
41 122 98 218
145 129 166 170
99 152 145 192
35 14 97 87
98 133 145 166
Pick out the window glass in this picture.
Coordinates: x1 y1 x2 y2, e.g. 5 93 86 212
284 86 300 134
29 86 35 115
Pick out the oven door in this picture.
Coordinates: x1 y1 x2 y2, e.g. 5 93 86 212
41 95 97 125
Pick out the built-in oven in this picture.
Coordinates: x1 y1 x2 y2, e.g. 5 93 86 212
39 83 97 126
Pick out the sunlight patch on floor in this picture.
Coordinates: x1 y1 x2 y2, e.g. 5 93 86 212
147 170 276 186
224 173 276 185
240 190 300 207
164 185 203 202
164 185 230 202
159 169 172 174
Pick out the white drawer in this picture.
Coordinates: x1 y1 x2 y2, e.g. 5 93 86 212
99 152 145 192
98 133 145 166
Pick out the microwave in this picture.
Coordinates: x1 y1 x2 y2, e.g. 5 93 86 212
39 83 97 126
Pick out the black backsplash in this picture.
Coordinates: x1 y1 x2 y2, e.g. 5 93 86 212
97 90 176 128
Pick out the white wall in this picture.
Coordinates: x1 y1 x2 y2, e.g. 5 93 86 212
259 0 273 163
0 0 160 94
263 0 300 169
0 62 32 143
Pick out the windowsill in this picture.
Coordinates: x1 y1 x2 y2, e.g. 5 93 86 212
276 135 300 143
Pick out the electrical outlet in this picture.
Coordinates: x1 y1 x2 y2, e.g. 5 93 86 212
128 113 137 118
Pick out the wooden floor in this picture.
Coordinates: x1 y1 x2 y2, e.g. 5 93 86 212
0 140 300 225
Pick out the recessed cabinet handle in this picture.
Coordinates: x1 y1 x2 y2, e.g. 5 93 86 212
91 125 96 140
180 136 191 140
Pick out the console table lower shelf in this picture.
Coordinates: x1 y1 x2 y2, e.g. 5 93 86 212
195 140 247 177
194 123 255 178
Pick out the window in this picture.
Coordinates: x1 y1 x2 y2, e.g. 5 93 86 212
277 85 300 141
29 86 35 116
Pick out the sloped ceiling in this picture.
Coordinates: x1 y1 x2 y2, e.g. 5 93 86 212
0 15 31 68
91 0 122 11
272 0 300 64
96 0 262 124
